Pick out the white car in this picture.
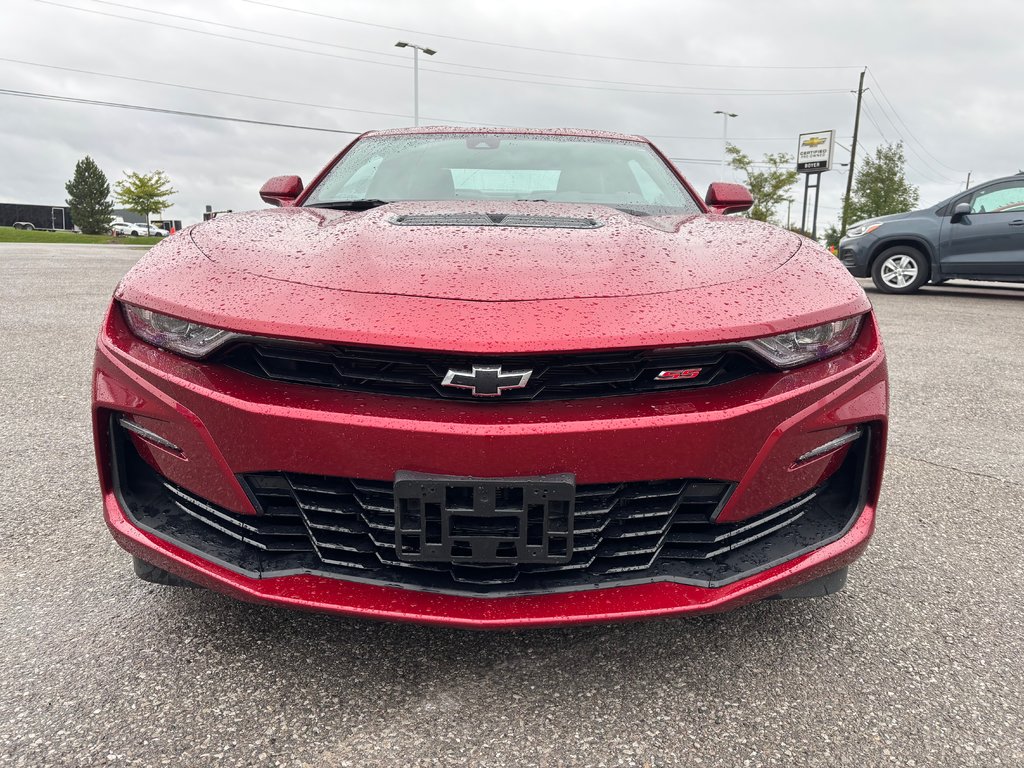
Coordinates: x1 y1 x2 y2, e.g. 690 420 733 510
116 222 169 237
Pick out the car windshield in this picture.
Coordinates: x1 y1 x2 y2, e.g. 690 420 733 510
303 133 701 214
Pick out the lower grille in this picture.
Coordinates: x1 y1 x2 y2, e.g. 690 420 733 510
238 474 741 587
114 422 870 596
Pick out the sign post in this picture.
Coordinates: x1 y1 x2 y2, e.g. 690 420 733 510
796 130 834 239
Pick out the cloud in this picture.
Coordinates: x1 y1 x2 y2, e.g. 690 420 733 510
2 0 1021 225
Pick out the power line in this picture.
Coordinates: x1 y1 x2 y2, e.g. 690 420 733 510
862 90 960 184
2 58 851 143
0 88 831 155
0 56 511 126
859 102 890 143
34 1 849 98
0 86 825 164
866 68 967 175
77 0 851 95
652 134 795 141
244 0 864 70
0 88 362 134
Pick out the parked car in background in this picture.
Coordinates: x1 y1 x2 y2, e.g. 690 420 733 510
143 222 168 237
115 222 169 237
840 172 1024 293
94 126 888 628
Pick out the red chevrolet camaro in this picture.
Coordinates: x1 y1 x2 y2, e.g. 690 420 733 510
92 127 888 628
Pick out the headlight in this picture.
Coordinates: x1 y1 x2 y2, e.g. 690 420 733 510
121 303 237 358
844 221 883 238
747 316 863 368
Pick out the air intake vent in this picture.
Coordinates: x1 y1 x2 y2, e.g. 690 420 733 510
390 213 602 229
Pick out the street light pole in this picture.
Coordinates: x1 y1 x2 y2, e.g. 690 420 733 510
713 110 738 177
395 41 437 126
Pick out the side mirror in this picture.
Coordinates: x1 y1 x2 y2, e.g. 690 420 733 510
260 175 304 206
952 202 971 220
705 182 753 215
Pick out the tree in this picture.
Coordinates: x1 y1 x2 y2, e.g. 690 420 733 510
822 224 843 250
114 170 177 222
65 156 114 234
726 144 799 224
843 142 919 226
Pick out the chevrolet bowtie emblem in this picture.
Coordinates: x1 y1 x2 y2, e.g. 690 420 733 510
441 365 533 397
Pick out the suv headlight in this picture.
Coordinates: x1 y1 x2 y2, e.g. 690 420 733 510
747 316 863 368
844 221 883 238
121 303 237 358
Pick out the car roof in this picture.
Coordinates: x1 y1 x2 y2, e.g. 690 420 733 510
359 125 649 143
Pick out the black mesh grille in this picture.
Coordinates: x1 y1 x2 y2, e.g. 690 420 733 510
114 421 870 596
235 473 742 587
216 343 765 402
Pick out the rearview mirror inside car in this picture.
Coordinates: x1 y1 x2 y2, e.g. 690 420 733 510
705 182 753 215
260 175 304 206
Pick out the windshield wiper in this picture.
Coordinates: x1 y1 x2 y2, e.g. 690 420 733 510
610 205 653 217
305 199 392 211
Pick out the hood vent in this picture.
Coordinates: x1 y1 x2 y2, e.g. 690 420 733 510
390 213 602 229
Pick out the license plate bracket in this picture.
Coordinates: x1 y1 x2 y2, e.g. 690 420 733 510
393 472 575 564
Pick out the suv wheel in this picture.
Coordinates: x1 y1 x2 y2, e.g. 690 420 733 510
871 246 929 294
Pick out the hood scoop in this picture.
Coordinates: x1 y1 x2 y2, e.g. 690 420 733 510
390 213 602 229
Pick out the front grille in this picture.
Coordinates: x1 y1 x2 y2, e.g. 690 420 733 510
236 474 743 588
114 420 870 596
216 343 766 402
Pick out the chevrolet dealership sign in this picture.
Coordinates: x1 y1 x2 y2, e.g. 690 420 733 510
796 130 835 173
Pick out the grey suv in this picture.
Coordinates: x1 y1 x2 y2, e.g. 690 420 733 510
840 173 1024 293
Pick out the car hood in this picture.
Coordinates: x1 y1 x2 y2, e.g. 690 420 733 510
848 210 918 229
188 202 802 301
118 204 869 354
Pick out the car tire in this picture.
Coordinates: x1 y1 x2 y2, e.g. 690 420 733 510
132 556 201 588
129 231 139 237
871 246 929 294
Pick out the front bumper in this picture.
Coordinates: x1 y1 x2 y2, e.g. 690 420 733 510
93 305 888 628
838 236 877 277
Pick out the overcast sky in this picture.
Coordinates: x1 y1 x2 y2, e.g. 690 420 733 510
2 0 1022 229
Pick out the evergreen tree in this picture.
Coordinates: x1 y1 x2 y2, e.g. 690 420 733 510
65 156 114 234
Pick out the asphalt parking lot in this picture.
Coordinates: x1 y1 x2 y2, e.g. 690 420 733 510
1 243 1021 768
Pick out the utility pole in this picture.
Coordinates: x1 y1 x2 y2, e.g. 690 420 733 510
965 171 972 190
841 69 866 235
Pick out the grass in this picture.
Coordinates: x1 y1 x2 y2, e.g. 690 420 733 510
0 226 162 246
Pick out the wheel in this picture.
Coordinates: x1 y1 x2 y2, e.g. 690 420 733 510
871 246 929 294
132 556 200 588
129 231 139 237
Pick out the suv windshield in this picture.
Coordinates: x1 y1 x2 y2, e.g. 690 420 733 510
303 133 701 214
